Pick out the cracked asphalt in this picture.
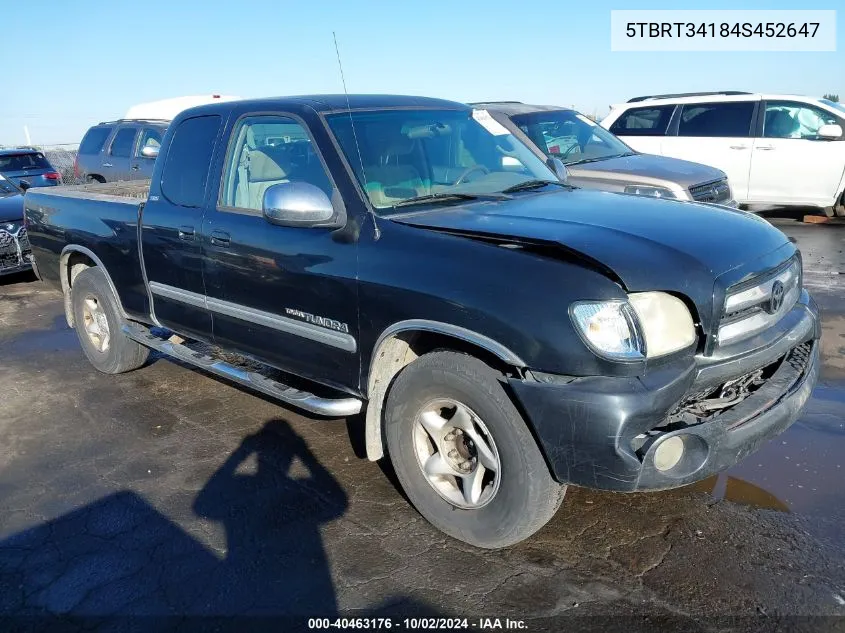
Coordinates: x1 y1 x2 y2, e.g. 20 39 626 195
1 214 845 632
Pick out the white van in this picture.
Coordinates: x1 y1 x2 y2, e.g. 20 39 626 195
602 92 845 216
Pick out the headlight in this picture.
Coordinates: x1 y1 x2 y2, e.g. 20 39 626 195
570 301 644 361
624 185 677 199
571 293 696 360
628 292 696 357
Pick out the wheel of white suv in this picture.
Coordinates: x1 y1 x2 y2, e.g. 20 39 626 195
71 267 149 374
384 351 566 549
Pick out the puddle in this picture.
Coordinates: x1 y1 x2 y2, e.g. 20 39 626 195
682 383 845 541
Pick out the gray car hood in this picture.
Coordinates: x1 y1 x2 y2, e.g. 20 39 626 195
569 153 725 188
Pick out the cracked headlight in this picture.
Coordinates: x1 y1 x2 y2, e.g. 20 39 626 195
624 185 677 199
571 293 696 361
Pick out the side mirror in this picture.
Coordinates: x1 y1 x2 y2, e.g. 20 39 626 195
818 123 843 139
141 145 160 158
262 182 336 227
546 157 569 183
18 179 31 192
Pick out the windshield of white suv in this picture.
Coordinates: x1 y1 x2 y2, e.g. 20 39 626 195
820 99 845 115
511 110 633 165
326 108 558 211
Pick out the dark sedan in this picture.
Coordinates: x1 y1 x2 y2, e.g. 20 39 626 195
0 174 32 276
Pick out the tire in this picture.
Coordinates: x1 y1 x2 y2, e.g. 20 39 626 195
384 351 565 549
71 267 149 374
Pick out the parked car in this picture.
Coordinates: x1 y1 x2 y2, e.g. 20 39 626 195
0 148 62 189
74 119 168 183
472 101 736 207
75 96 244 184
26 95 820 549
602 91 845 216
0 174 32 276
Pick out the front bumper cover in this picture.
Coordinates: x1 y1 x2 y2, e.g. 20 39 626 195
509 290 820 491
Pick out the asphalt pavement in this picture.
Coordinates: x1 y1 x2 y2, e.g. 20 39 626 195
1 214 845 632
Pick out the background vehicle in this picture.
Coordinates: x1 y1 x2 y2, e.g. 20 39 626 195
0 174 31 276
0 148 62 189
25 95 819 549
74 119 168 183
474 101 736 206
75 95 243 183
602 92 845 216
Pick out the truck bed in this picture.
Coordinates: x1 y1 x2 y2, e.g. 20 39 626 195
24 180 152 320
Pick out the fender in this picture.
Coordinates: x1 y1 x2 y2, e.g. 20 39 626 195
364 319 527 461
60 245 128 326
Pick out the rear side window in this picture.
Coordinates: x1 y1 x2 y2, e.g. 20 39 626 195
609 106 674 136
678 102 755 138
0 152 50 171
79 127 112 155
160 115 222 208
109 128 137 157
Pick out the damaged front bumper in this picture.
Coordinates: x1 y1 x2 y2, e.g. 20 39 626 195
509 289 820 492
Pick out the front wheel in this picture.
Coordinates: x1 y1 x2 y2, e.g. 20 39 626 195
71 267 149 374
384 351 565 548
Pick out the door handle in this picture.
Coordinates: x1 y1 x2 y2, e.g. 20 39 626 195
131 164 140 171
102 162 113 168
757 145 775 151
178 225 195 241
210 230 231 247
729 145 748 150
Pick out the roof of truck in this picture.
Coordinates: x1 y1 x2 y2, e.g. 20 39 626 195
181 94 469 117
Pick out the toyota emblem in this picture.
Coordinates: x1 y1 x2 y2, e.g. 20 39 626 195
768 280 785 314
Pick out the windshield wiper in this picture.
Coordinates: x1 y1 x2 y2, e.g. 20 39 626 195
500 180 569 194
566 156 613 166
392 192 507 208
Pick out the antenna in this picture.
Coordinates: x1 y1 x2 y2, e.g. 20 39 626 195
333 32 380 240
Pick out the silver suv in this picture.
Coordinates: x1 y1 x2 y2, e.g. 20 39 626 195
473 102 736 207
75 119 167 183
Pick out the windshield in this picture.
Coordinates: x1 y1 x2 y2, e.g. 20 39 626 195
820 99 845 115
0 174 19 195
0 152 51 172
325 108 557 211
511 110 632 165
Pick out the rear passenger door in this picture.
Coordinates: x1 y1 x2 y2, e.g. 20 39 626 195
660 99 759 202
201 110 360 391
605 104 675 155
141 114 224 340
104 126 138 181
131 127 164 180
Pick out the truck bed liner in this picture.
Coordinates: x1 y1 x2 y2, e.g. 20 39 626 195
34 180 151 204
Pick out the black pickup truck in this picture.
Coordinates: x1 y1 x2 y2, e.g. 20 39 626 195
25 95 820 548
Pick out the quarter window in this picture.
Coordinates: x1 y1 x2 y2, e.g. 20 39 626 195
608 106 675 136
678 102 755 138
762 101 841 139
219 115 332 213
109 128 138 158
160 115 221 208
79 127 111 155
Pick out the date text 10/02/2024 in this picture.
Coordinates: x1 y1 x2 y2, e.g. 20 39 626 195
307 618 529 630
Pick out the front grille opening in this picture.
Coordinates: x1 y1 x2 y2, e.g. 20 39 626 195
630 342 812 459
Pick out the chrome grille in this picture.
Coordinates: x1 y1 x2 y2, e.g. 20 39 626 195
690 178 732 204
718 258 801 346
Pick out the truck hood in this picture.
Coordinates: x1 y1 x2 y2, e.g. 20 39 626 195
393 189 793 332
0 193 24 224
568 153 726 189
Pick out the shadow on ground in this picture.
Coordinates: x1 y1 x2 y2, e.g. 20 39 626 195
0 419 449 630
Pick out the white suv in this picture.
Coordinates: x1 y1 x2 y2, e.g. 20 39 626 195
602 92 845 216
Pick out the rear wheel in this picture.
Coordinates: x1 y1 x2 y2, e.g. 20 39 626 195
384 351 565 549
71 267 149 374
